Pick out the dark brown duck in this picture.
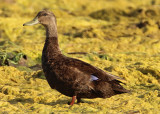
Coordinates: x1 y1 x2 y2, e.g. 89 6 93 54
23 10 129 105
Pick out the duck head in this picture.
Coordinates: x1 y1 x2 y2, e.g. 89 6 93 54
23 10 56 27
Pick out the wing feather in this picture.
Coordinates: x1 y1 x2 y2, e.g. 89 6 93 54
66 57 123 82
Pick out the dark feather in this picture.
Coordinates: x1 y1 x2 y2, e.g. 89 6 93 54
24 10 129 105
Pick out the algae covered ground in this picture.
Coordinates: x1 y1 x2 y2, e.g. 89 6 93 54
0 0 160 113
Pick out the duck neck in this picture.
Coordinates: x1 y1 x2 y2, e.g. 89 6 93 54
43 22 61 59
46 22 58 38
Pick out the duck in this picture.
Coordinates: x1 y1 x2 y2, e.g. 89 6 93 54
23 10 129 105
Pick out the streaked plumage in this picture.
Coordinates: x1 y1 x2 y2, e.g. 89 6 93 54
23 10 129 105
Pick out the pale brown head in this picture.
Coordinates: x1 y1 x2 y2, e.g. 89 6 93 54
23 10 56 26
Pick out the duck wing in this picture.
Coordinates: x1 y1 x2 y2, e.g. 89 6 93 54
65 57 123 82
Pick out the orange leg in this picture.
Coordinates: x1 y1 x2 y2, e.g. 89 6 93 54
69 96 76 105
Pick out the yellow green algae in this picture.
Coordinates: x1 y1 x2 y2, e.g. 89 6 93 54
0 0 160 113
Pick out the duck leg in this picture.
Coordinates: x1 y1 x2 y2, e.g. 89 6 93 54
77 97 81 103
77 98 85 103
69 96 76 105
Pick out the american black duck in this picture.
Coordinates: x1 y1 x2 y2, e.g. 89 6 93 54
23 10 129 105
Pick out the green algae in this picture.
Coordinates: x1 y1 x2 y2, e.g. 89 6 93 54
0 0 160 113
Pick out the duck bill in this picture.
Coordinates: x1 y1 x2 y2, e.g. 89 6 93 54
23 16 39 26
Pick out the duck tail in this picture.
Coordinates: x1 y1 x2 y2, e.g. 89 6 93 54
110 80 130 94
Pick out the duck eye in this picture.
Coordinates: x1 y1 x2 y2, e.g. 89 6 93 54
42 13 48 16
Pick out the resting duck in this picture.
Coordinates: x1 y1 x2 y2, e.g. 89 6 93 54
23 10 129 105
